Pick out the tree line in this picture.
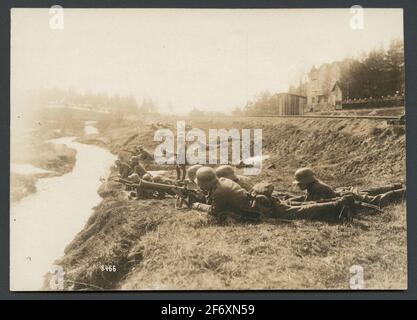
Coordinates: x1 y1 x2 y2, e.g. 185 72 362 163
234 38 404 116
290 38 405 100
339 39 404 99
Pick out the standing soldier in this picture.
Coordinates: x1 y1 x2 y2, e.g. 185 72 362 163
215 165 253 191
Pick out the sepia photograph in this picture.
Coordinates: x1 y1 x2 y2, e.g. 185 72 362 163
10 7 406 291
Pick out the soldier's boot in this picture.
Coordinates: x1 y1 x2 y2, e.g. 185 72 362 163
181 165 187 181
357 188 405 207
362 183 404 196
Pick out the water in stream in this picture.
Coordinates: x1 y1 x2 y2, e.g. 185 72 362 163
10 135 116 291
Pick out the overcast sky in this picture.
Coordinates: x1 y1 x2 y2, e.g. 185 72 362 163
11 8 404 113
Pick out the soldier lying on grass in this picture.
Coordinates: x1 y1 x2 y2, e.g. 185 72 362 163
116 164 405 220
190 167 356 223
288 167 405 209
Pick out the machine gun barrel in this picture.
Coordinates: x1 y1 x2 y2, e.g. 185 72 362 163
115 177 183 192
314 196 384 213
120 148 136 154
137 179 186 193
114 177 201 208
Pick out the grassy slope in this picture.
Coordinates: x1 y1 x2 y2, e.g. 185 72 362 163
50 115 407 290
122 202 406 290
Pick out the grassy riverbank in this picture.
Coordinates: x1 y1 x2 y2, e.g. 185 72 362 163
45 111 407 290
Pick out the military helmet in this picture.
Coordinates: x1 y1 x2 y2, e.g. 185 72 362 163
215 165 238 181
187 164 203 182
196 167 218 190
128 173 141 183
130 156 139 163
251 182 275 197
293 167 317 185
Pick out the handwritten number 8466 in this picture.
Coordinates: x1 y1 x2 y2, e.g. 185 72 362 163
100 265 117 272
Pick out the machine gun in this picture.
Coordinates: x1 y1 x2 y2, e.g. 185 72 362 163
315 196 384 214
276 194 383 222
336 183 404 197
360 183 404 196
114 177 205 208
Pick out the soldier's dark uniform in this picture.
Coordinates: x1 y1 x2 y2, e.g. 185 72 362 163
234 175 254 192
131 163 147 177
136 147 154 161
295 181 405 210
193 178 349 222
153 175 175 185
291 180 337 203
116 161 132 179
292 167 406 210
306 180 336 201
128 155 148 177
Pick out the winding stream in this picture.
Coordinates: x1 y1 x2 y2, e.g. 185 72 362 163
10 131 116 291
